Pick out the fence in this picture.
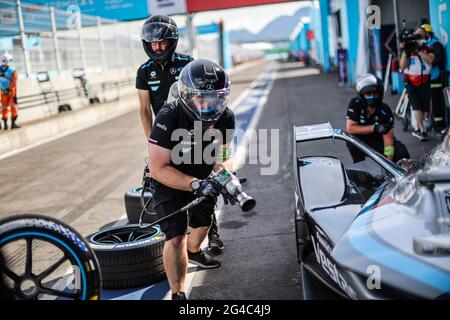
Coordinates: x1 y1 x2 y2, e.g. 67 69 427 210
0 0 147 77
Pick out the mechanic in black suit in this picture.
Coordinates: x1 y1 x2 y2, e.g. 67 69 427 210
346 73 410 163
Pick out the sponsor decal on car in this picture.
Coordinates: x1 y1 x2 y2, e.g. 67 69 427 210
312 230 357 299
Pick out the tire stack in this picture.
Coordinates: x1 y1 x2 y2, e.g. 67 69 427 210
87 224 166 289
124 186 157 224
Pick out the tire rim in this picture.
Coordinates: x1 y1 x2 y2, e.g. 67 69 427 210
0 235 86 300
90 226 160 245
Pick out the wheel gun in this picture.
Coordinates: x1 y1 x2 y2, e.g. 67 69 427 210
209 168 256 212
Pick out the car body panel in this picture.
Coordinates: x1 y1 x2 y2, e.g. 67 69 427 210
293 123 450 299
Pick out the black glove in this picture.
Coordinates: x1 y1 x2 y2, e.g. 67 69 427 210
222 190 236 206
374 124 391 135
194 179 221 199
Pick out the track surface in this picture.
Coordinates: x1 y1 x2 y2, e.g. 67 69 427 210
0 61 438 299
188 62 437 300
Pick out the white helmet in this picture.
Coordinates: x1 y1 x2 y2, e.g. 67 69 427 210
1 53 13 66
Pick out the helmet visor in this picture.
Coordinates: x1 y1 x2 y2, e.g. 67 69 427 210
141 22 178 42
179 82 229 122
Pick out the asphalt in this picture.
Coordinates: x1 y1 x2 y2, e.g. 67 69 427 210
0 60 440 300
188 61 438 300
0 61 271 277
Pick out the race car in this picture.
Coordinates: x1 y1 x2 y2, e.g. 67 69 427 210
293 123 450 299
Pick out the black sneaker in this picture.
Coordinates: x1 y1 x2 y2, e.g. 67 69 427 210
172 292 186 300
188 250 221 269
208 234 224 251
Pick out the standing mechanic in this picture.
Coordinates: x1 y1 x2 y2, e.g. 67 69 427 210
135 15 225 253
136 15 192 138
346 73 409 163
400 26 435 141
148 59 235 300
0 53 20 130
421 24 447 131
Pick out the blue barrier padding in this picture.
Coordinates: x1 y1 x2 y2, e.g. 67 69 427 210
391 71 404 94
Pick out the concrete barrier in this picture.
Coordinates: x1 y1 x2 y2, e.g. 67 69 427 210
0 60 264 159
0 94 138 159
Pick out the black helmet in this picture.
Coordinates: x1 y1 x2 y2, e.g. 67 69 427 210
141 15 178 64
178 59 230 125
356 73 384 107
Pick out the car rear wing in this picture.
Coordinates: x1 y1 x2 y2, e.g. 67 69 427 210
294 122 335 142
293 123 406 181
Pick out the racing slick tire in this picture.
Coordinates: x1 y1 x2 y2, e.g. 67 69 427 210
124 186 157 224
0 214 102 300
87 224 166 289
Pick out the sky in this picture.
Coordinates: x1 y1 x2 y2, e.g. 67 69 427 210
122 0 313 37
175 1 313 34
79 1 313 41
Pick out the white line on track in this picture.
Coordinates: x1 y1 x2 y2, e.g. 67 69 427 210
182 63 279 299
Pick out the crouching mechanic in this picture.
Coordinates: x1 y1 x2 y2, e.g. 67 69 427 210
148 59 235 300
346 73 410 163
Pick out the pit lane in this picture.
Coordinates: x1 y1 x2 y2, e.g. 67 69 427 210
0 61 438 300
188 61 437 300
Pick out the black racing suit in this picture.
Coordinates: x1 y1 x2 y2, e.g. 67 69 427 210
346 97 410 163
136 53 225 241
136 52 193 115
149 102 235 240
427 37 448 129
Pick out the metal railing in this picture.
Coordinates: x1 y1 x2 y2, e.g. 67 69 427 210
0 0 147 77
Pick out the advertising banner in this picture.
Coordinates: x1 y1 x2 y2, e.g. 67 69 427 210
23 0 298 20
148 0 186 16
429 0 450 80
24 0 149 21
185 0 295 13
0 2 18 37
